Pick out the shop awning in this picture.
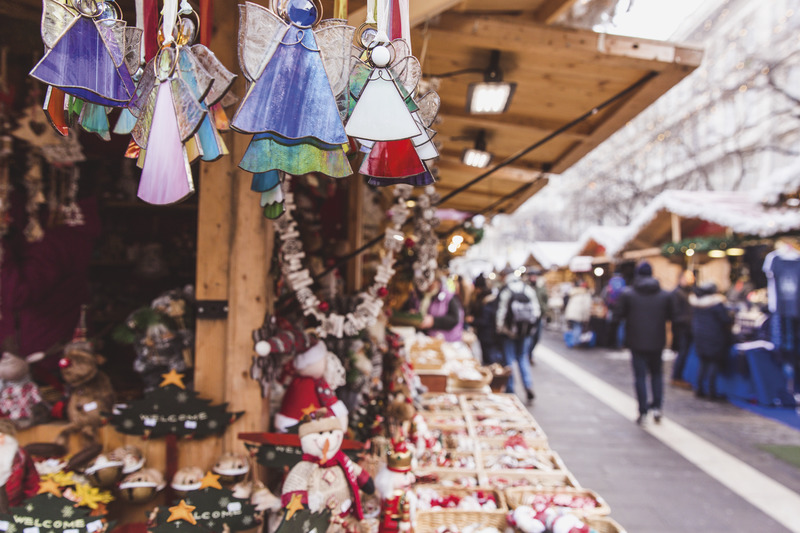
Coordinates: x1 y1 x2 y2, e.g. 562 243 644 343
617 190 800 254
346 0 703 215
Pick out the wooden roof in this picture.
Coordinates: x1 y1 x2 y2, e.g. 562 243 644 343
346 0 703 215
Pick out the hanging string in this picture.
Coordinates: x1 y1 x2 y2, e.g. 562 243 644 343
375 0 390 43
365 0 377 24
333 0 347 21
161 0 179 45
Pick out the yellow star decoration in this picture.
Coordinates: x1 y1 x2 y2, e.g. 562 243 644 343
199 471 222 490
300 404 318 416
73 483 114 510
42 471 74 487
168 500 197 525
285 493 304 521
37 478 62 497
160 369 186 389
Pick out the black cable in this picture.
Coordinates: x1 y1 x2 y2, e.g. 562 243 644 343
422 67 483 78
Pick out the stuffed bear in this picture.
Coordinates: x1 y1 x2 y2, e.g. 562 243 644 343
56 330 114 447
0 339 49 429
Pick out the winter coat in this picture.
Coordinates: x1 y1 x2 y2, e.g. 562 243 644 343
473 292 499 347
495 279 540 338
615 276 673 352
427 291 464 342
564 286 592 323
671 285 694 326
690 293 733 359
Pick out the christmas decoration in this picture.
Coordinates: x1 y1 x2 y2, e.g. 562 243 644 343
273 177 411 339
0 342 48 429
233 0 355 213
278 409 374 532
0 492 112 533
118 468 165 504
411 186 441 292
374 441 415 533
211 453 250 486
0 421 39 511
109 370 243 439
150 471 259 533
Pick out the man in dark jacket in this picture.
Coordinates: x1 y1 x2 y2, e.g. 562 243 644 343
670 270 695 388
689 282 733 400
615 262 674 425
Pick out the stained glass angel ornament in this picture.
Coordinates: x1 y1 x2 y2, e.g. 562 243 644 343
346 35 439 186
232 0 355 217
128 16 216 205
31 0 142 139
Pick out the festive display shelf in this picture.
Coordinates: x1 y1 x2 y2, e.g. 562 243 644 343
504 486 612 517
415 485 507 532
481 470 581 490
418 393 462 412
413 469 481 488
585 516 629 533
477 436 552 452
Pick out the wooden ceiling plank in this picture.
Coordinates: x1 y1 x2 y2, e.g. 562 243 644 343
436 104 591 140
533 0 579 24
436 155 544 183
348 0 464 29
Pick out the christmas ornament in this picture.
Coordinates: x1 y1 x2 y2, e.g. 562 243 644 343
0 345 47 429
232 0 355 203
118 467 165 504
170 466 205 496
109 369 243 439
0 492 112 533
0 420 40 510
278 409 374 532
374 441 415 533
211 453 250 486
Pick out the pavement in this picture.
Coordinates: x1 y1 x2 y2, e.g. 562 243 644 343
509 330 800 533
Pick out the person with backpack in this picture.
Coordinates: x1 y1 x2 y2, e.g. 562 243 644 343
495 267 540 403
602 273 626 349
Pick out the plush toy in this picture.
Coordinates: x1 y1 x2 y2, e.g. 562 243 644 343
256 330 347 433
56 314 115 447
0 339 48 429
118 467 165 504
374 441 416 533
83 453 124 488
109 445 145 474
0 420 39 511
212 451 250 485
171 465 205 496
280 409 374 533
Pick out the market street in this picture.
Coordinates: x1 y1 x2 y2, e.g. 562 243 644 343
525 331 800 533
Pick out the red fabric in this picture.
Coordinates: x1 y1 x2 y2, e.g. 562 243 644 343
143 0 159 61
300 451 365 519
390 0 402 40
278 376 338 423
0 198 100 387
199 0 214 47
359 139 425 178
5 449 39 507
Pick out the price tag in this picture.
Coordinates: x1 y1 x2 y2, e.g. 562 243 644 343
227 502 242 512
87 520 104 533
184 420 197 429
144 418 157 427
83 401 98 412
65 529 80 533
0 520 9 531
24 527 40 533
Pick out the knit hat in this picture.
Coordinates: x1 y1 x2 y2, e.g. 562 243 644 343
298 408 342 438
387 441 412 473
253 321 323 372
636 261 653 277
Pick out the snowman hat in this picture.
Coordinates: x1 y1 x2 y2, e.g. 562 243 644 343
253 322 326 371
298 408 342 438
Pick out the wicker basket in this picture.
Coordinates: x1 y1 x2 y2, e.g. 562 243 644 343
482 449 566 472
419 393 462 411
413 469 480 488
482 470 580 490
476 435 549 451
504 486 611 516
586 516 628 533
449 367 493 389
461 393 529 413
421 413 468 427
415 485 508 532
416 450 480 470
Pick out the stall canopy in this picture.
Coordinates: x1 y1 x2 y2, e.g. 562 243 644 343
574 225 628 262
617 189 800 254
346 0 703 215
527 241 580 271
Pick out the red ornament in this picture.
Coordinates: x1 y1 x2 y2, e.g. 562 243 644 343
318 301 330 312
404 237 415 248
377 287 388 298
58 358 71 369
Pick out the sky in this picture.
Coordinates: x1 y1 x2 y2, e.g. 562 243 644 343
603 0 723 41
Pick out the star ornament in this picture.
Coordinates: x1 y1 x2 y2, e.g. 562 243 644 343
199 471 222 490
168 500 197 525
73 483 113 510
285 493 304 521
38 478 63 497
300 404 318 416
160 369 187 389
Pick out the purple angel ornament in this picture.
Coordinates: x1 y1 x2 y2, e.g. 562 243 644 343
30 0 140 107
232 0 355 186
129 16 217 205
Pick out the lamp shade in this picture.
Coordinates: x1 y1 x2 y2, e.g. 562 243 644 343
466 81 516 114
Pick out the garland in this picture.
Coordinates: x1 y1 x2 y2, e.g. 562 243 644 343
661 236 739 257
274 175 413 338
411 185 440 291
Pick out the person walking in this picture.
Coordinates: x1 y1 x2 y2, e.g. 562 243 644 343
496 267 540 403
690 282 733 400
527 272 548 363
471 275 502 365
615 262 674 425
670 270 696 388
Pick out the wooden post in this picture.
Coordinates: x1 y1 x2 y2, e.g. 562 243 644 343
671 212 681 243
347 177 365 292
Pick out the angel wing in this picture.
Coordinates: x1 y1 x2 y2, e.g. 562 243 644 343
41 0 77 50
238 1 289 82
128 59 156 117
316 22 356 97
124 27 143 76
131 87 157 148
176 47 214 104
415 91 441 128
390 56 422 97
171 78 207 141
191 44 237 105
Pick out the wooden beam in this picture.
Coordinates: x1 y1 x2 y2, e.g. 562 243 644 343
346 177 365 291
348 0 464 29
436 155 544 183
437 104 591 141
671 213 682 242
533 0 579 24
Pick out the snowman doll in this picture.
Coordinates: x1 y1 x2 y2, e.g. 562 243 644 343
374 441 416 533
280 409 374 533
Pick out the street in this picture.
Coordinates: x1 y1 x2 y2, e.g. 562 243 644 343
521 331 800 533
